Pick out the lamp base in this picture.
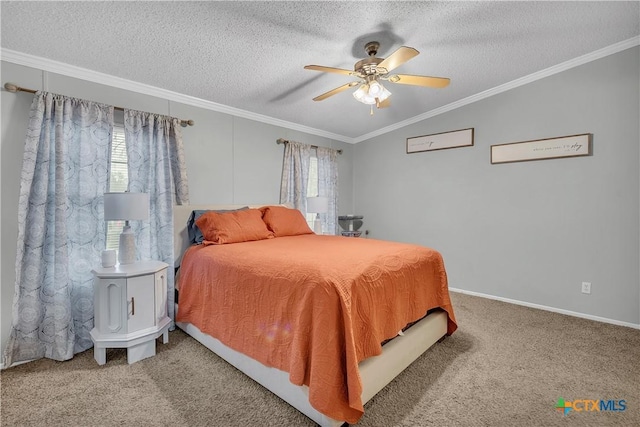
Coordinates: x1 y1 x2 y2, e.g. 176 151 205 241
313 216 323 234
118 225 136 265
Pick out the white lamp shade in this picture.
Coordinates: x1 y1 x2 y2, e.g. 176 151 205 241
104 192 149 221
377 85 391 101
368 81 383 96
307 196 328 214
352 81 391 105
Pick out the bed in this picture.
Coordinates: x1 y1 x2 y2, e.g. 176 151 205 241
173 204 457 426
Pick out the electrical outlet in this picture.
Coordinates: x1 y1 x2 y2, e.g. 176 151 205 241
581 282 591 294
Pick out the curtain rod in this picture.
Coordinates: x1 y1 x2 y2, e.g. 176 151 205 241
276 138 342 155
3 82 195 127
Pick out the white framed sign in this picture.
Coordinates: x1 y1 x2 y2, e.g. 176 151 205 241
491 133 592 164
407 128 474 153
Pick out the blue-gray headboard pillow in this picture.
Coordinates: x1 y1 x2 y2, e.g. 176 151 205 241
187 207 250 245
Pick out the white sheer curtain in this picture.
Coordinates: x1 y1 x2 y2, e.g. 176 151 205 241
4 92 113 366
316 147 339 235
280 140 311 211
124 109 189 324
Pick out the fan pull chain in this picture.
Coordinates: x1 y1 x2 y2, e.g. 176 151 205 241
370 105 374 116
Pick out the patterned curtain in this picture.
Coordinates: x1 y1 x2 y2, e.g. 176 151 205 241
316 147 339 235
279 140 311 211
4 92 113 366
124 109 189 324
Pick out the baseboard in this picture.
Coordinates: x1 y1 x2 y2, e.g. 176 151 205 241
449 287 640 330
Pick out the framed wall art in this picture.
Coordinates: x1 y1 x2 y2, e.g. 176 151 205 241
491 133 592 164
407 128 474 154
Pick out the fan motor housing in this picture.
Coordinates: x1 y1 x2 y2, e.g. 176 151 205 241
364 41 380 56
354 57 384 75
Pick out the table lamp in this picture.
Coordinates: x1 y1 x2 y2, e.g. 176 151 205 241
104 192 149 265
307 196 328 234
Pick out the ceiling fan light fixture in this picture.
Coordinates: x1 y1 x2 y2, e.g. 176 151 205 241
353 81 391 105
353 84 373 104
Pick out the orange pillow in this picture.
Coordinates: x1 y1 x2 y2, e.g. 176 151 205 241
260 205 314 237
195 208 274 245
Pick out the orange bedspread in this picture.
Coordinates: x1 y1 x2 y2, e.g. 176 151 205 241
176 234 457 423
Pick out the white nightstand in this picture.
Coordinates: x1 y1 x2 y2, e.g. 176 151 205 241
90 260 171 365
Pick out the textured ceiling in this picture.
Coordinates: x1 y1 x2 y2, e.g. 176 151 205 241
2 1 639 142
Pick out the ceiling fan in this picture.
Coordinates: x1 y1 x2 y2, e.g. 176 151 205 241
304 41 450 113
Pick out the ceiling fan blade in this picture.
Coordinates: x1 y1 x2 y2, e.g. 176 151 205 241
390 74 450 88
304 65 354 75
377 46 419 73
312 82 360 101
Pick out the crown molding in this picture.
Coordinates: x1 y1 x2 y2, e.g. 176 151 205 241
353 36 640 143
3 36 638 145
0 48 354 144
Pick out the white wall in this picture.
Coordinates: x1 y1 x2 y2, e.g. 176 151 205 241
354 46 640 326
0 61 354 362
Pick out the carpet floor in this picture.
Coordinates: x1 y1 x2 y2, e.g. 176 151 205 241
1 292 639 426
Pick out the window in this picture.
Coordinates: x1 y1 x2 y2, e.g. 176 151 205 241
305 152 318 227
105 123 128 250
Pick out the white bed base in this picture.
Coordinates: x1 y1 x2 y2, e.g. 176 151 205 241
176 311 447 426
173 204 448 426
